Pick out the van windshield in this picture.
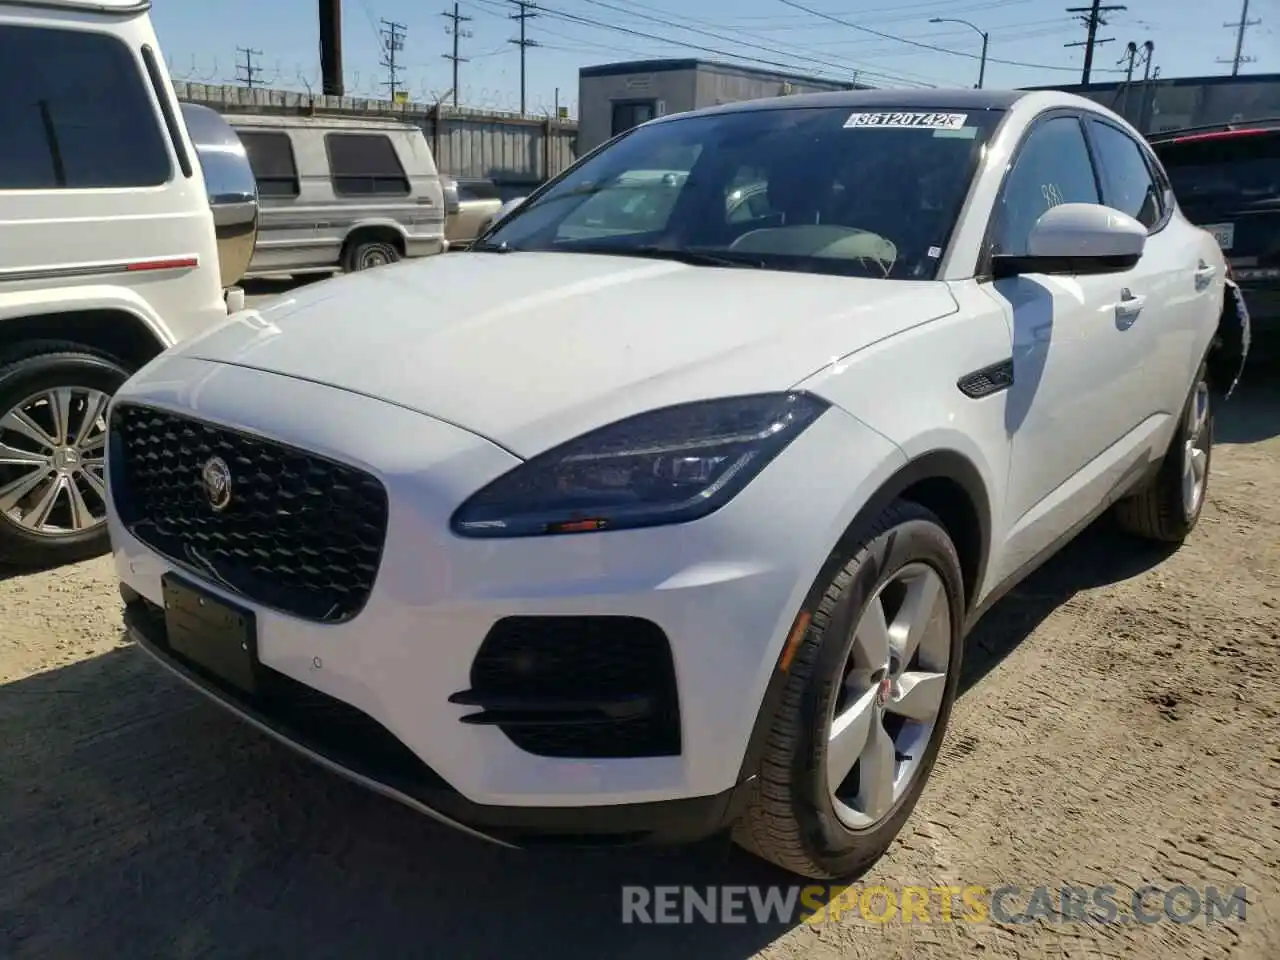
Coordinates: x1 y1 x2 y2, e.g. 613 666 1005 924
484 105 1004 280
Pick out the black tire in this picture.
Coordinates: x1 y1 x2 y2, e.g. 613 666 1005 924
341 238 402 272
0 343 132 569
1113 361 1212 543
732 500 966 879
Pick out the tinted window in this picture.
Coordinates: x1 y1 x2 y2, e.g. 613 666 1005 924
993 116 1100 256
1087 119 1162 227
239 131 300 198
325 133 409 196
1155 131 1280 209
0 24 171 189
458 180 500 201
612 101 657 137
487 106 1003 280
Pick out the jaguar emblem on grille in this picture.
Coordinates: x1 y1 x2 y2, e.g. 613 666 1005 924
200 456 233 512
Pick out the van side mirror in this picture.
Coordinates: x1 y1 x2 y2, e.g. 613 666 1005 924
992 203 1146 279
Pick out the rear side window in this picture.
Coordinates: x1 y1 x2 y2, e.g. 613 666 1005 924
325 133 410 196
1086 119 1163 228
0 24 171 189
1154 131 1280 208
239 131 300 198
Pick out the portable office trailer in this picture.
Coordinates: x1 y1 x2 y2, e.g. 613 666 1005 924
577 58 864 154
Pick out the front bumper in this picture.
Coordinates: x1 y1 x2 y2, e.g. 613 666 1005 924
108 353 905 840
122 590 746 846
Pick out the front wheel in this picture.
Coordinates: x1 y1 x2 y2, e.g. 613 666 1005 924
732 500 965 879
0 346 130 568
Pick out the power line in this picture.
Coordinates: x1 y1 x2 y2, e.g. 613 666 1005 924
568 0 944 86
469 0 939 87
443 3 473 108
509 1 539 116
236 46 264 88
1218 0 1260 76
1064 0 1125 84
775 0 1123 74
380 19 408 101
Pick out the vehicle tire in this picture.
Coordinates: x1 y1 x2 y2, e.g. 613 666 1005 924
1113 361 1212 543
0 343 131 568
342 238 402 272
732 500 966 880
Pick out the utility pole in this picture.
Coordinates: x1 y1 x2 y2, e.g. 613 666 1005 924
1065 0 1125 84
380 19 407 101
318 0 343 96
442 3 472 109
509 1 539 116
1120 41 1138 83
236 47 264 88
1218 0 1260 76
1140 40 1155 82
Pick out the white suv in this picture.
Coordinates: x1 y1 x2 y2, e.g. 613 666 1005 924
0 0 254 567
109 89 1245 879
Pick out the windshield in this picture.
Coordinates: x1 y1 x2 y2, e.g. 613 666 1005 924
1155 131 1280 210
485 105 1004 280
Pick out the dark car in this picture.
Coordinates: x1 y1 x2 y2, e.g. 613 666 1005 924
1150 119 1279 355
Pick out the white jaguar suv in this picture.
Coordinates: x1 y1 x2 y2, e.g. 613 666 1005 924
107 89 1247 879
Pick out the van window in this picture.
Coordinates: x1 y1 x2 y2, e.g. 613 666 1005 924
458 180 501 202
239 131 301 198
0 24 171 189
325 133 410 196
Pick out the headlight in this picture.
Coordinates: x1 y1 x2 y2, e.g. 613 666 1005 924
451 392 829 538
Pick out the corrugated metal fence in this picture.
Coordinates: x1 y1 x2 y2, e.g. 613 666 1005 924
174 82 579 188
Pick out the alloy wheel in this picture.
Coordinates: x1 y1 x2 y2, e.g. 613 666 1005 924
826 562 952 830
0 387 110 536
1182 379 1210 518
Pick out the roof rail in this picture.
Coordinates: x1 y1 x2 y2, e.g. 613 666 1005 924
1148 117 1280 141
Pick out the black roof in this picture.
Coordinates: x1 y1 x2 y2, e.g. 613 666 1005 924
659 87 1027 121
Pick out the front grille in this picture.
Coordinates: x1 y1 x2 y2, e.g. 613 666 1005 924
454 616 682 759
110 403 389 623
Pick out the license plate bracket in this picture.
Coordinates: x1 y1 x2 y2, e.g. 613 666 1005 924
1204 222 1235 250
162 574 259 695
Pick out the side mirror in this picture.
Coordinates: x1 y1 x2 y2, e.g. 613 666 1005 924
993 203 1146 279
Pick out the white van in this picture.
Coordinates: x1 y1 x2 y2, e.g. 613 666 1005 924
0 0 256 568
228 114 450 276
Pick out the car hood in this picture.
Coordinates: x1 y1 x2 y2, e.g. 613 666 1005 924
182 252 958 457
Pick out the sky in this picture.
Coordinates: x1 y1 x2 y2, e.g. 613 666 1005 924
150 0 1279 117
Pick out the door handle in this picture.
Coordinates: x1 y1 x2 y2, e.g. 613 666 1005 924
1114 289 1146 328
1194 261 1217 289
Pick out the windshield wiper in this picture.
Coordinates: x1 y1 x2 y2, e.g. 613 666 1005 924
570 244 765 268
471 240 515 253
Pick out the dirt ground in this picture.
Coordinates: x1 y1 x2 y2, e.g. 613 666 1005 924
1 372 1277 960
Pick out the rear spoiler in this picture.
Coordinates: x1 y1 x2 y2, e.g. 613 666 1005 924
1148 117 1280 144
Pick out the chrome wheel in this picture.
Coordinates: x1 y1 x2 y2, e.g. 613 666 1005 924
0 387 110 536
1181 379 1210 518
827 562 952 831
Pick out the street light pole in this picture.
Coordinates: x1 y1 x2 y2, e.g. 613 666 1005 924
929 17 989 88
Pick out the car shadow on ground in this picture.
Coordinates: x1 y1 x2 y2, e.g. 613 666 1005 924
0 522 1177 960
1213 361 1280 444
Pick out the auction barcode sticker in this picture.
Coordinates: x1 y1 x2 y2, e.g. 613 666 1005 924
844 111 969 130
